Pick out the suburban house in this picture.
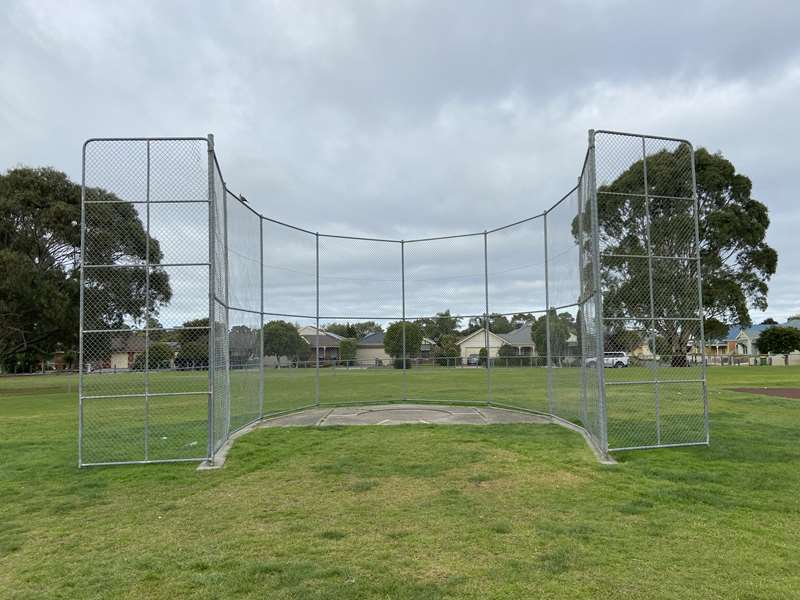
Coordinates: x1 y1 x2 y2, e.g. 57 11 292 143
355 331 436 365
356 331 391 364
734 319 800 363
687 320 800 365
702 326 741 357
299 325 343 362
98 335 178 370
457 323 537 360
109 335 147 370
736 324 773 355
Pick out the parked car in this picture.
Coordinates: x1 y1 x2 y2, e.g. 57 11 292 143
467 354 480 366
586 351 629 368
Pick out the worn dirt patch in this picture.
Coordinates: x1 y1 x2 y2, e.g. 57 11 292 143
732 387 800 399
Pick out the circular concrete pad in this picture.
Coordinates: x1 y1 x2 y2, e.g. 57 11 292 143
259 404 548 428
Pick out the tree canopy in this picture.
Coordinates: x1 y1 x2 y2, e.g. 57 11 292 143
339 338 358 364
263 320 308 365
593 146 777 359
414 310 460 342
530 310 575 358
0 166 172 369
132 342 174 370
174 318 209 368
384 321 423 358
432 333 460 365
755 326 800 363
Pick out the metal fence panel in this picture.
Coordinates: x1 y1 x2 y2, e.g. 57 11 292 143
593 131 707 451
80 138 211 466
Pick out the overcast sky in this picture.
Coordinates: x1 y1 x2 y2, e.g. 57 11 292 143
2 0 799 324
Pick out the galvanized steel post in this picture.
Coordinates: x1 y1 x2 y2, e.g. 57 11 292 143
484 230 492 405
577 176 588 426
206 134 216 461
401 240 407 401
588 129 608 453
223 181 231 436
544 211 553 414
143 140 151 461
690 145 710 444
315 232 320 406
77 142 87 467
259 216 265 418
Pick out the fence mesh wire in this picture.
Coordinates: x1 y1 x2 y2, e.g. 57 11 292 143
79 130 708 465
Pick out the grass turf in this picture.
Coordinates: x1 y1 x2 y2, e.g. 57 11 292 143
1 366 799 598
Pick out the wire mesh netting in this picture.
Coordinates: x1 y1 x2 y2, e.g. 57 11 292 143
594 132 707 450
80 138 211 465
79 130 708 466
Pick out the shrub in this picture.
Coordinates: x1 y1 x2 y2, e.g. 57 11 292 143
339 338 358 365
132 342 174 370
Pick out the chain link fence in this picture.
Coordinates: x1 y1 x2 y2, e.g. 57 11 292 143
78 130 707 466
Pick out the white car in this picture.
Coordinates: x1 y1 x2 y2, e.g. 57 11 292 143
586 351 629 368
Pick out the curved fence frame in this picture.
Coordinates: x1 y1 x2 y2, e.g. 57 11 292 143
78 129 708 466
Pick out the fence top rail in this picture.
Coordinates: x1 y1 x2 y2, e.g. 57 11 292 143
593 129 693 147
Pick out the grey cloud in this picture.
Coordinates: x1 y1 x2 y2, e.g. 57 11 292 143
2 0 798 322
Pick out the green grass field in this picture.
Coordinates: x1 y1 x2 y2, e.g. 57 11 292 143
1 367 799 598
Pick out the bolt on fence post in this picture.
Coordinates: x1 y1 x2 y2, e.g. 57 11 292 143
259 216 265 419
588 129 609 453
315 232 320 406
401 240 407 402
206 134 216 461
641 137 661 445
144 140 151 461
544 212 553 414
484 231 492 406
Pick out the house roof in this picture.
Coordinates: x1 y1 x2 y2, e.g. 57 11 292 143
110 335 146 353
359 331 435 347
299 325 344 340
359 331 384 346
457 328 510 347
497 323 533 346
302 334 341 348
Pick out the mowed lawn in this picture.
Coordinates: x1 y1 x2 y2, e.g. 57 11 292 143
1 367 799 599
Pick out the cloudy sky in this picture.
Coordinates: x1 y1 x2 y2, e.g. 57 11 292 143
2 0 799 324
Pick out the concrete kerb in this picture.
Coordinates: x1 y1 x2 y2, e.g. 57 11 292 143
197 403 616 470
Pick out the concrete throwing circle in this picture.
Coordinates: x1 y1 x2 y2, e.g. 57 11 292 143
326 406 483 426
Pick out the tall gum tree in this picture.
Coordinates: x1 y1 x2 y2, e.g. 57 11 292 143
589 146 776 363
